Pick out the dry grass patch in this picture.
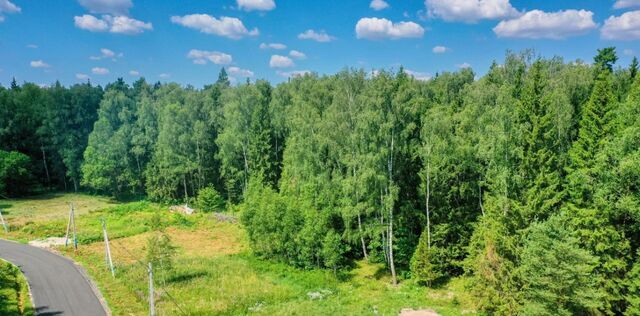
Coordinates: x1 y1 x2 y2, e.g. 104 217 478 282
0 193 115 226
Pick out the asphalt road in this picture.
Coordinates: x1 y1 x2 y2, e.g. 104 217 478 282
0 239 108 316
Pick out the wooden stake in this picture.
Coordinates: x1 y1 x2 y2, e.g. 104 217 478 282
0 209 8 233
72 203 78 250
149 262 155 316
101 219 115 277
65 203 73 247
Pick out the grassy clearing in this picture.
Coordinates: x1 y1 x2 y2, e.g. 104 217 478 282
0 193 115 227
0 260 34 316
1 193 477 315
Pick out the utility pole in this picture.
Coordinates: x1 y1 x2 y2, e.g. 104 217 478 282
65 203 77 250
149 262 156 316
0 209 8 232
101 219 115 277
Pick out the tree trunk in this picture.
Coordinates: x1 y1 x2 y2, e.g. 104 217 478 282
183 175 188 204
41 146 50 186
72 177 78 192
426 163 431 249
387 135 397 286
242 143 249 193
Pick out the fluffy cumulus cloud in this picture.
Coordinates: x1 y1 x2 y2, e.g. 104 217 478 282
298 29 335 42
277 70 311 78
159 73 170 79
237 0 275 11
129 70 140 76
260 42 286 50
0 0 20 22
30 60 50 68
457 62 471 68
370 0 389 11
74 14 109 31
187 49 233 65
171 14 259 39
601 11 640 40
493 10 596 39
425 0 520 23
624 49 635 56
432 45 449 53
289 50 306 59
90 48 122 60
78 0 132 15
92 67 110 75
76 73 90 80
74 14 152 34
270 55 295 68
613 0 640 9
228 66 254 78
356 18 424 40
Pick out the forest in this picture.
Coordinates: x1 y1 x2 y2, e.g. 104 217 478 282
1 48 640 315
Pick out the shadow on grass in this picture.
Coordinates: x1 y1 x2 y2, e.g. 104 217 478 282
167 271 209 284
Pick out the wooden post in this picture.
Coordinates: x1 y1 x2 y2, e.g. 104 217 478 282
0 209 8 233
148 262 155 316
65 203 73 247
101 219 115 277
71 203 77 250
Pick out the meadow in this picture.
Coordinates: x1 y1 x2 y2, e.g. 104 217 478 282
0 193 475 315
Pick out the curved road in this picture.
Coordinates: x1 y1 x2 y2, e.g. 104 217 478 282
0 239 108 316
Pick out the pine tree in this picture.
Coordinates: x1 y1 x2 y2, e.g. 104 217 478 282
630 57 638 80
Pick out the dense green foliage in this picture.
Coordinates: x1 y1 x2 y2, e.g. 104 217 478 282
2 47 640 314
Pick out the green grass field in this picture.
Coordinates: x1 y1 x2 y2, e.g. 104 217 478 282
0 193 477 315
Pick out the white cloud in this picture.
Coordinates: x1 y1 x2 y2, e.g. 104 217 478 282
107 15 152 34
289 50 306 59
457 62 471 68
92 67 109 75
26 44 38 49
613 0 640 9
187 49 233 65
159 73 170 79
0 0 18 21
277 70 311 77
370 0 389 10
601 11 640 40
74 14 109 32
171 14 259 39
30 60 50 68
228 66 254 77
91 48 121 60
298 29 335 42
0 0 18 22
270 55 295 68
129 70 140 76
237 0 275 11
76 73 91 80
425 0 520 23
624 49 635 56
78 0 132 15
432 45 449 53
404 69 432 81
260 42 287 50
494 9 596 39
74 14 152 34
356 18 424 40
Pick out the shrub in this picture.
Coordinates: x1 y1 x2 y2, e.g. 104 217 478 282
197 186 225 213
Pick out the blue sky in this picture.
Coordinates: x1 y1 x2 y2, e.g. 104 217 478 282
1 0 640 87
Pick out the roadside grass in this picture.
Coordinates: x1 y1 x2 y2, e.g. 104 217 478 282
1 193 477 315
0 260 34 316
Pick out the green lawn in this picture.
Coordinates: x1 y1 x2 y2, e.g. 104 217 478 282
0 193 477 315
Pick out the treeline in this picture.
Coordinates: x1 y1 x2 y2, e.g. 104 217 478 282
1 49 640 314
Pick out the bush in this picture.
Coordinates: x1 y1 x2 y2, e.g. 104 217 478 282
197 186 225 212
0 150 33 197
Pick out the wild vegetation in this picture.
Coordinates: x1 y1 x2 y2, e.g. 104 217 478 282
0 260 34 316
1 48 640 315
